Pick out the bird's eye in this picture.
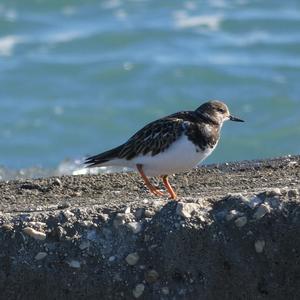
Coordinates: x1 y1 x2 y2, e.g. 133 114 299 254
217 108 225 113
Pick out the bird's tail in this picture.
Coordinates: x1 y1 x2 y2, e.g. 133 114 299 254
85 145 123 168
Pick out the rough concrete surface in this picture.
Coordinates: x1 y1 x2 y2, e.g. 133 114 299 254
0 155 300 300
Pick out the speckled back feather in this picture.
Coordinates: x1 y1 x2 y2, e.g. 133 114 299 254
85 101 226 166
118 118 184 159
121 111 220 159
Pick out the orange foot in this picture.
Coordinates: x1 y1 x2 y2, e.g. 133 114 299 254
136 164 164 196
162 175 177 200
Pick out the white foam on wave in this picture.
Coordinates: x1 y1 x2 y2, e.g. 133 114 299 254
173 11 223 31
72 166 131 176
216 30 270 47
55 158 132 177
47 30 85 43
0 158 132 181
101 0 122 9
45 25 100 45
220 31 300 47
209 0 228 8
0 35 23 56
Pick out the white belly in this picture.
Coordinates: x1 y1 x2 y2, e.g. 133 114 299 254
107 135 216 177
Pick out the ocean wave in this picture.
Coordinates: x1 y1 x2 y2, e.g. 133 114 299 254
215 31 300 47
46 30 87 43
227 8 300 21
0 4 17 22
101 0 122 10
0 35 24 56
173 11 223 31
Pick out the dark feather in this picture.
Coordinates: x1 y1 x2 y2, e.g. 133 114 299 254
118 118 184 159
85 107 222 167
85 145 123 167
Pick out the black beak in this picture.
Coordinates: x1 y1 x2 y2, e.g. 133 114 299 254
229 115 244 122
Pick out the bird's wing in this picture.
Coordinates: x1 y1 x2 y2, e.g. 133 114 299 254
118 117 188 159
163 110 198 122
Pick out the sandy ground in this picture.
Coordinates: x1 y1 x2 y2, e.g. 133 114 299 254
1 155 299 213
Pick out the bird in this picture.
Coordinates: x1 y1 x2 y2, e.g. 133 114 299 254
85 100 244 200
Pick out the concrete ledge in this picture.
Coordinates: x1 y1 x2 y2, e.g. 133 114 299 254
0 156 300 299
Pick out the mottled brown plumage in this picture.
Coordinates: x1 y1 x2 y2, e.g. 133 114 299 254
85 100 244 199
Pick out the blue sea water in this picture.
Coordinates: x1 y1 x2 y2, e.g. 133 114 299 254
0 0 300 179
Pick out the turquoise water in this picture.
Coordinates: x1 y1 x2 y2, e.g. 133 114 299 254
0 0 300 178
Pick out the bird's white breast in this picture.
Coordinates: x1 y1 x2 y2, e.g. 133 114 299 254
130 134 216 176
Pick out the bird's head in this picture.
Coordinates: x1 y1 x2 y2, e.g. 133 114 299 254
195 100 244 125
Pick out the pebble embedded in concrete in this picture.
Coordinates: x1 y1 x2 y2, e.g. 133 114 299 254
23 227 46 241
99 213 109 222
234 216 247 227
255 240 265 253
246 196 263 209
109 256 116 262
1 224 13 231
226 210 243 221
266 188 281 197
176 202 200 218
253 203 271 220
161 287 169 295
113 213 127 228
145 269 159 284
127 222 142 234
35 252 47 260
81 220 94 228
28 221 47 228
144 209 155 218
133 283 145 298
125 252 139 265
68 260 81 269
62 210 75 220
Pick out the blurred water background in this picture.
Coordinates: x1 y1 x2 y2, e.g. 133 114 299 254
0 0 300 180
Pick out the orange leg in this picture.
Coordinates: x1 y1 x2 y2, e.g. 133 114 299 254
162 175 177 200
136 164 164 196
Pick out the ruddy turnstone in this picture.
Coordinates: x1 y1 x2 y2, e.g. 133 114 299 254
85 100 244 199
